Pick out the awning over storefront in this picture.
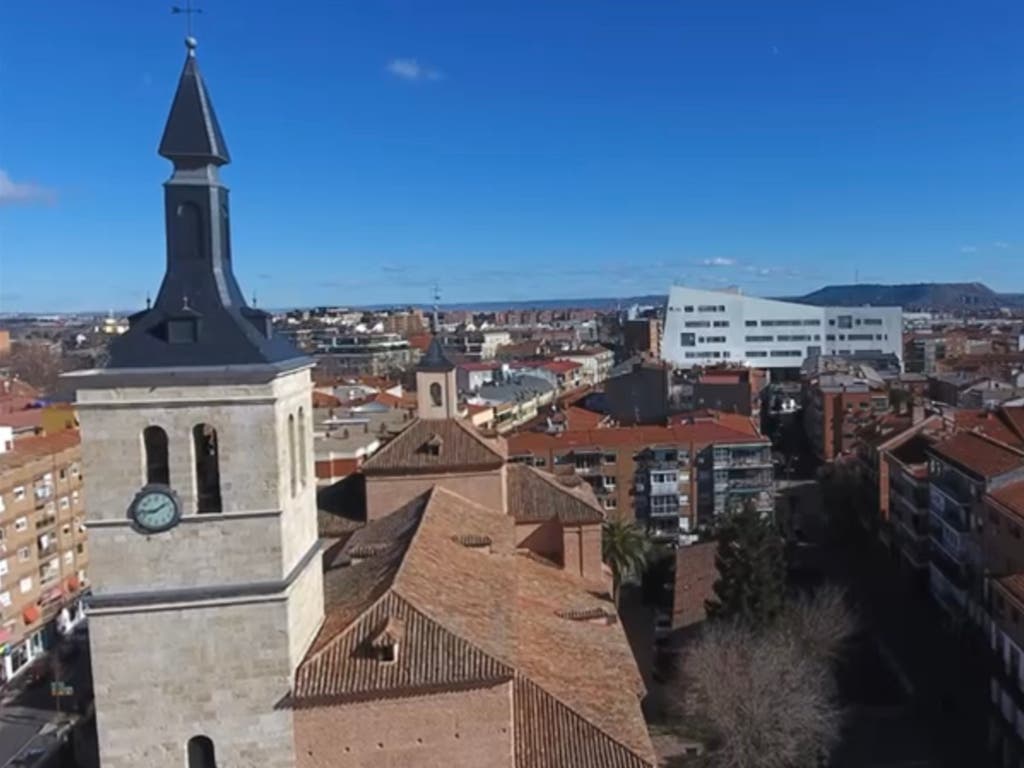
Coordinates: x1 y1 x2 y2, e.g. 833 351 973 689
22 605 41 625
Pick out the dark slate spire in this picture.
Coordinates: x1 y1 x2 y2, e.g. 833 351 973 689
418 335 455 373
158 38 230 166
107 39 304 370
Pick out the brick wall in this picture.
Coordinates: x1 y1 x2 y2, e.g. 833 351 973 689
295 683 514 768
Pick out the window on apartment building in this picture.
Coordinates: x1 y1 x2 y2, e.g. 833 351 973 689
70 463 79 477
685 321 711 328
863 318 883 326
0 559 7 577
683 306 694 312
59 497 69 511
193 424 222 514
847 334 875 341
837 316 852 328
713 320 729 327
63 551 73 566
0 591 10 609
187 736 217 768
58 468 67 481
17 547 30 562
143 426 170 486
747 351 768 357
746 335 773 342
76 543 85 555
826 334 835 341
72 490 79 505
14 517 28 533
745 320 757 327
802 319 821 326
704 336 727 343
679 333 696 347
769 350 803 357
13 486 25 501
19 576 32 594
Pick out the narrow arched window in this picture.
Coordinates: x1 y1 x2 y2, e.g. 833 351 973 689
288 413 297 498
193 424 222 514
187 735 217 768
298 407 308 489
143 426 169 486
430 382 443 408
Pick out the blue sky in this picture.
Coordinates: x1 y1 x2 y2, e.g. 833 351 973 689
2 0 1022 312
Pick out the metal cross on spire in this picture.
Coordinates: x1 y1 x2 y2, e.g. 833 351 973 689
171 0 203 41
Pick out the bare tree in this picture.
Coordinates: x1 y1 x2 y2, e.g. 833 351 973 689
7 341 63 395
681 586 856 768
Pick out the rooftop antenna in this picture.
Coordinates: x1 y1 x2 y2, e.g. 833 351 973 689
171 0 203 50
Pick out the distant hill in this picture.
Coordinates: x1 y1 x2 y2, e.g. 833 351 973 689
792 282 1024 311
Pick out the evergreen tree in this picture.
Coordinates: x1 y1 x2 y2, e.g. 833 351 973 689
602 518 649 605
705 502 786 628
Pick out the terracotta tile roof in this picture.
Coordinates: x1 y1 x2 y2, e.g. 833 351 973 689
298 486 654 765
0 429 80 472
507 464 604 525
536 360 582 374
514 677 651 768
987 482 1024 524
563 406 607 430
361 418 506 475
312 391 342 408
296 591 512 703
996 574 1024 606
0 408 45 432
508 415 765 455
1001 407 1024 443
954 409 1024 446
929 431 1024 479
373 391 414 409
459 361 502 372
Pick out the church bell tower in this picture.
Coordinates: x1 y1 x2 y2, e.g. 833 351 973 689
66 38 323 768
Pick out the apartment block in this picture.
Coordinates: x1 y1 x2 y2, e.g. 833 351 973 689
927 429 1024 625
662 285 902 370
804 371 890 462
0 430 89 683
507 412 772 540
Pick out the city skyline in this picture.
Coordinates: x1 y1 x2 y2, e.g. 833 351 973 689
3 0 1023 312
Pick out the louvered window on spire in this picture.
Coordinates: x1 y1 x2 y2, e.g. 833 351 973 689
429 382 443 407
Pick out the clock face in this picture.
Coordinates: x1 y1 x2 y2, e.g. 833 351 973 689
130 487 181 533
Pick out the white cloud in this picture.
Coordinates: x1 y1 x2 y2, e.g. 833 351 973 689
698 257 736 267
386 58 443 82
0 169 55 206
960 245 978 254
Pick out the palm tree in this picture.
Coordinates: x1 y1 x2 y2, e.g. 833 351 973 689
602 517 649 605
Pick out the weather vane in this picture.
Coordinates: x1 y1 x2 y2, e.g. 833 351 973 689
171 0 203 40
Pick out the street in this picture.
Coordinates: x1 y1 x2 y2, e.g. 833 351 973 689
0 626 93 768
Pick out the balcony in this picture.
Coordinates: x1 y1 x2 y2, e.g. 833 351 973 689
898 533 929 569
649 496 682 518
931 472 974 506
929 487 968 532
929 513 968 562
930 562 967 614
649 478 679 496
35 513 57 531
713 450 772 469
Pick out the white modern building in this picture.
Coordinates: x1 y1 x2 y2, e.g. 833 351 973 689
662 286 902 370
